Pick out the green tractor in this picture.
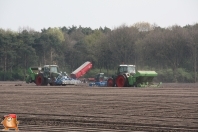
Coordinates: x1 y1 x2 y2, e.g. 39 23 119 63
107 64 161 87
26 65 60 86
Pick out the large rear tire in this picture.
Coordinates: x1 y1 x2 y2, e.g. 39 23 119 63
107 78 114 87
35 73 44 86
116 75 126 87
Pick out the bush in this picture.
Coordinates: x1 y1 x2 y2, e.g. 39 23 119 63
156 68 194 83
156 69 174 82
0 69 25 81
176 68 194 82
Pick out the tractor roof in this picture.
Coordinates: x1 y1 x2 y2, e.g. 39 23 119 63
44 65 58 67
119 65 135 67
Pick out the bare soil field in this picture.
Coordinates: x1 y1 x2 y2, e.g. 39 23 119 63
0 81 198 132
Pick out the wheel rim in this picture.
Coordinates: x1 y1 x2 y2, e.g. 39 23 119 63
116 75 125 87
107 78 114 87
36 75 43 86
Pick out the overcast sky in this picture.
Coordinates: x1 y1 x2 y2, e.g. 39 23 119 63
0 0 198 32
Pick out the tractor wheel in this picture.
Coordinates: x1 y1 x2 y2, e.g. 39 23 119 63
49 77 56 86
35 73 44 86
107 78 114 87
116 75 126 87
43 78 48 86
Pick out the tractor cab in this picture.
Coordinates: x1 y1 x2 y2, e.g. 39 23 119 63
117 65 136 75
44 65 59 73
43 65 60 78
95 73 108 82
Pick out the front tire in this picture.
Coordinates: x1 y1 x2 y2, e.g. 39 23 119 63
43 78 48 86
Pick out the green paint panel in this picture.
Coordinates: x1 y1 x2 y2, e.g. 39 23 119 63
26 67 39 83
128 75 136 85
136 71 158 77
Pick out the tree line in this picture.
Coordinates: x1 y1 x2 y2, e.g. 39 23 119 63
0 22 198 82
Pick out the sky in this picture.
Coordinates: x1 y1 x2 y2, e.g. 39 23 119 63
0 0 198 32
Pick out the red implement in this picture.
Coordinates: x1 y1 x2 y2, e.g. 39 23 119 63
70 61 92 79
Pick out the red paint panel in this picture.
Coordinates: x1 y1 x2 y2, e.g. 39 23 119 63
70 61 92 79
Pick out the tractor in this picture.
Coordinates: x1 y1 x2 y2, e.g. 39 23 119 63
107 64 161 87
26 65 80 86
89 73 109 87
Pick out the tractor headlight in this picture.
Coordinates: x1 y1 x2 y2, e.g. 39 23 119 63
126 73 130 77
